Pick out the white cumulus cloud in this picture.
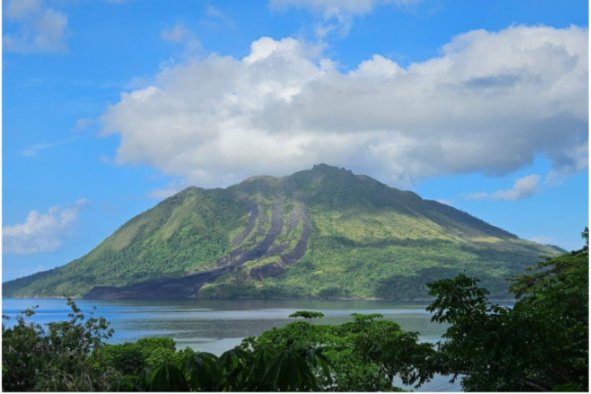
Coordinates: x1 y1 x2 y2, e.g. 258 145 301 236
3 0 68 53
3 199 88 255
101 25 588 188
467 174 541 201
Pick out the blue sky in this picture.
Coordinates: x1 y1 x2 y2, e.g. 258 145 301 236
3 0 588 281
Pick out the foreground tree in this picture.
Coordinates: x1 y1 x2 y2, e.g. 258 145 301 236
427 230 588 391
3 302 331 392
245 311 435 391
2 299 117 391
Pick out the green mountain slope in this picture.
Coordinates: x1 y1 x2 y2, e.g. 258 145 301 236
4 164 560 300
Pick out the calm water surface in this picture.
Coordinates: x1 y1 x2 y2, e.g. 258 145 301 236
2 298 461 391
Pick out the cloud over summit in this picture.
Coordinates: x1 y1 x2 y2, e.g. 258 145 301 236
102 25 588 188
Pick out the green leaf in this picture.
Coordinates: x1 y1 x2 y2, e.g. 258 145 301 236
184 352 220 391
148 363 189 391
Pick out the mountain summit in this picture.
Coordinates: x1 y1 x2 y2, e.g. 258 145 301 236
4 165 559 300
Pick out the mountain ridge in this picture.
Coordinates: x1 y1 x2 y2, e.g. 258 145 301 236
4 164 559 300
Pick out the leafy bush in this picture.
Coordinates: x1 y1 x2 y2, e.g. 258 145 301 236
2 299 117 391
2 301 332 392
426 231 588 391
246 312 435 391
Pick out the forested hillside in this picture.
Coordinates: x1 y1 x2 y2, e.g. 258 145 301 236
4 164 560 300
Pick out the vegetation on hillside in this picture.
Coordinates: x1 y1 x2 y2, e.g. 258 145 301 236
3 188 247 297
3 165 561 300
3 231 587 391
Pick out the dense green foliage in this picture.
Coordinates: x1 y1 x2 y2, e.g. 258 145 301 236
4 164 560 300
237 236 545 300
245 312 436 391
3 234 587 391
4 188 246 297
2 299 116 391
3 302 429 391
426 231 588 391
2 300 331 391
